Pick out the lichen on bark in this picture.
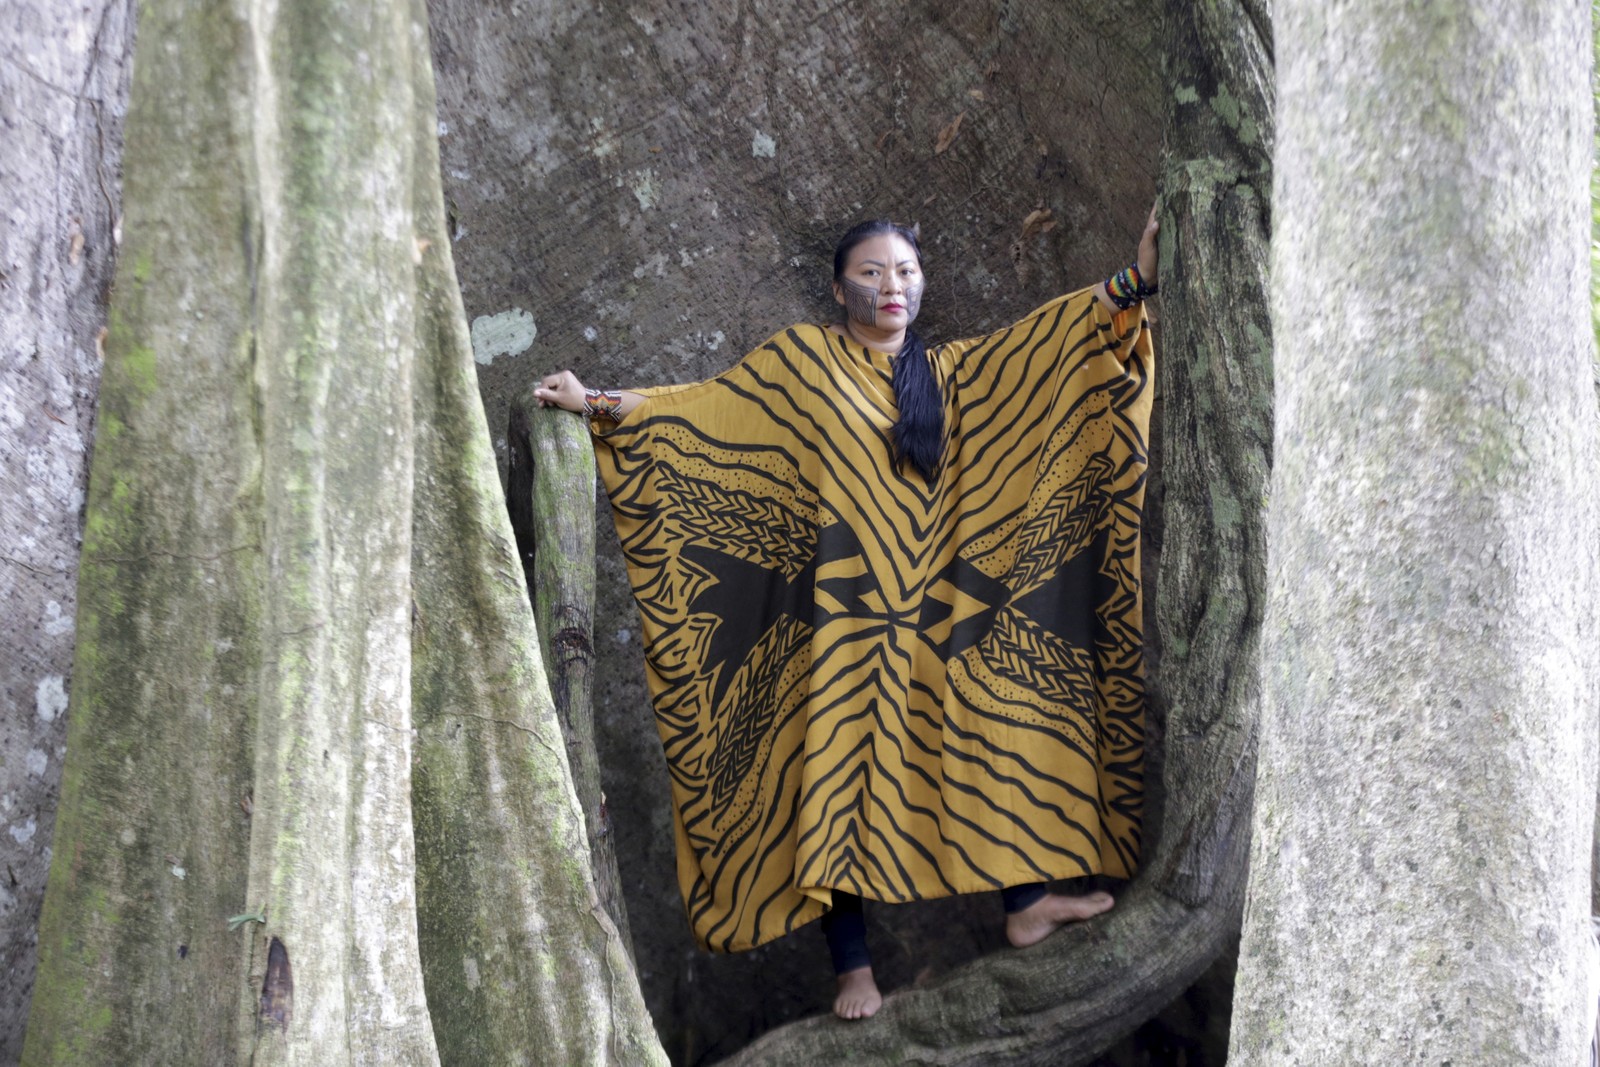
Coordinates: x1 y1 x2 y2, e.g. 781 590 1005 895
1231 1 1600 1062
25 0 665 1062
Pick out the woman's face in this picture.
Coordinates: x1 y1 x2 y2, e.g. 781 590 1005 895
833 234 924 333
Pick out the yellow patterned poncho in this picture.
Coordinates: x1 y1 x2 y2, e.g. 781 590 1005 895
592 287 1152 952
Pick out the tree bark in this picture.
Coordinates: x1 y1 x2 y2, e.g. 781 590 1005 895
0 1 132 1056
22 0 265 1057
724 2 1275 1062
1591 15 1600 919
24 0 666 1062
242 0 440 1058
506 394 635 957
426 0 1266 1056
1230 1 1600 1062
405 6 661 1053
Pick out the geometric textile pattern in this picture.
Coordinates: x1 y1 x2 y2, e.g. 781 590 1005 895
592 288 1153 951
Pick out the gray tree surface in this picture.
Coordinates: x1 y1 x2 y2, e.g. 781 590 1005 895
11 0 1281 1062
0 2 132 1057
1230 0 1600 1062
22 0 661 1062
470 0 1272 1058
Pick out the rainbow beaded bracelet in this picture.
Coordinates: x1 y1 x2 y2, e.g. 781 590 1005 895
1105 263 1158 310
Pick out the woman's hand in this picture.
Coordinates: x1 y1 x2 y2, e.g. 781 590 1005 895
1093 202 1162 314
534 370 587 413
1137 202 1158 286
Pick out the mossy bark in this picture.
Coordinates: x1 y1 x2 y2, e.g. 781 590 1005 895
1230 1 1600 1062
240 0 438 1059
0 1 133 1054
505 396 635 957
1590 6 1600 918
406 42 660 1052
23 1 262 1060
24 0 665 1062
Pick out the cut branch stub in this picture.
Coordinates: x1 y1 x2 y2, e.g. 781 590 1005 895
507 391 634 958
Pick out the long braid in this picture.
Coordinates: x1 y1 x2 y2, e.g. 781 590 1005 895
891 325 942 481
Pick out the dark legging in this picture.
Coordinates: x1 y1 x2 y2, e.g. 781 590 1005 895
819 883 1048 975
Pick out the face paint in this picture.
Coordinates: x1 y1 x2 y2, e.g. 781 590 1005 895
836 232 924 333
841 276 880 328
903 277 924 324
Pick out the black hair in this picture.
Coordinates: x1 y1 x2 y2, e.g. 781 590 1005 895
833 220 944 482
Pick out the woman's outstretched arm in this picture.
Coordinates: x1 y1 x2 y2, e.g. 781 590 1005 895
533 370 646 421
1092 202 1160 313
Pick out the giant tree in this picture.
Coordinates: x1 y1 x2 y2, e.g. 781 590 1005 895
22 0 661 1061
474 0 1275 1058
1229 0 1600 1062
19 0 1278 1064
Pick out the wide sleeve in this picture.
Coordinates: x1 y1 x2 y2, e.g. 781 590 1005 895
929 283 1155 533
931 284 1150 397
585 326 826 449
584 326 832 574
579 327 839 952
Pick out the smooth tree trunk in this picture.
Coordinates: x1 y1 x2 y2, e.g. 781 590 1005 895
22 0 267 1058
1230 1 1600 1062
405 35 659 1064
240 0 438 1058
23 0 665 1062
1592 10 1600 917
726 2 1275 1062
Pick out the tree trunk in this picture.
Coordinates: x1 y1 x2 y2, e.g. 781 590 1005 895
407 1 663 1053
23 0 665 1062
715 2 1280 1062
427 0 1274 1056
1591 16 1600 919
13 0 1287 1060
1230 1 1600 1062
0 1 132 1057
506 393 635 956
22 0 265 1057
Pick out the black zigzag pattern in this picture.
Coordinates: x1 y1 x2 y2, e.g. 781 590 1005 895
706 616 811 820
591 291 1154 952
656 462 816 578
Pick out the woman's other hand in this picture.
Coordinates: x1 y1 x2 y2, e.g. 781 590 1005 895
534 370 586 412
1137 202 1158 286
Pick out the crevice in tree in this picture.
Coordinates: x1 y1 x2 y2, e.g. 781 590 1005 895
258 937 292 1030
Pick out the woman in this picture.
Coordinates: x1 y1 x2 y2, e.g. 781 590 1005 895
536 209 1158 1020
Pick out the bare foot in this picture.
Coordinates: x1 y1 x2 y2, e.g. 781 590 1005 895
1004 890 1115 948
833 966 882 1020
